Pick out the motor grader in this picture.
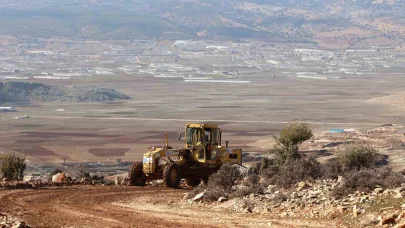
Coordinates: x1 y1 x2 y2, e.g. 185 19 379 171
128 123 242 188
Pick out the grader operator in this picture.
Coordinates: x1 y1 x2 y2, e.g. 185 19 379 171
128 123 242 188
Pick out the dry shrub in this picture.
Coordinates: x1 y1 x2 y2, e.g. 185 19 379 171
265 157 323 188
332 167 404 198
0 154 26 180
337 144 379 171
273 192 288 204
207 163 242 192
204 186 227 201
230 174 264 198
186 164 243 202
323 158 343 179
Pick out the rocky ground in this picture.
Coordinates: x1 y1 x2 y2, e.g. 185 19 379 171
184 177 405 227
2 125 405 227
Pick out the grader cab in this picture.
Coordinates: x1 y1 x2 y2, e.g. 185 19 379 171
128 123 242 188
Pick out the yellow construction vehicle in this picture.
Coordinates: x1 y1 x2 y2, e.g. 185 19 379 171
128 123 242 187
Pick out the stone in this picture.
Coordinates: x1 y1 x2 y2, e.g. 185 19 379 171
296 181 309 191
337 206 349 213
360 214 380 226
396 222 405 228
243 208 252 213
280 212 288 217
380 213 398 226
218 196 227 202
290 192 299 199
374 188 384 194
359 196 368 203
308 190 321 198
114 175 123 186
51 172 66 183
353 205 359 218
192 191 206 202
23 176 33 182
266 185 277 193
394 193 403 199
379 206 394 213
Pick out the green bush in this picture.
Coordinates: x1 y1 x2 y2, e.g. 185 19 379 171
337 144 379 171
273 122 313 165
0 154 26 180
277 122 313 147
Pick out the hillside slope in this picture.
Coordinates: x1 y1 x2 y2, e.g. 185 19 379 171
0 0 404 46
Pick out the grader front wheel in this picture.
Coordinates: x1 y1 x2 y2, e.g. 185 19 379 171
128 162 146 186
163 163 181 188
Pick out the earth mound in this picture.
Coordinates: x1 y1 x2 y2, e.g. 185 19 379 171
0 81 131 103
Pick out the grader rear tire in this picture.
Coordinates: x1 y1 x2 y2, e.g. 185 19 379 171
163 163 181 188
128 162 146 186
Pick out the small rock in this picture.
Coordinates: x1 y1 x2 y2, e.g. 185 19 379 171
374 187 384 194
396 222 405 228
379 206 394 213
296 181 309 192
280 212 288 217
380 213 398 225
360 214 380 226
192 191 206 201
337 206 349 213
359 196 368 203
266 185 277 193
353 205 359 218
290 192 299 199
243 208 252 213
114 175 123 186
218 196 227 202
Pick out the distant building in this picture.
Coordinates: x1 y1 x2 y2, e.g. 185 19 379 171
0 107 16 112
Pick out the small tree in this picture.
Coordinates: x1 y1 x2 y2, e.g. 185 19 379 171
0 154 26 180
272 121 313 165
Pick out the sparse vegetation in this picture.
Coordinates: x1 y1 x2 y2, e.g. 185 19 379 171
332 167 403 198
263 156 323 188
0 154 26 180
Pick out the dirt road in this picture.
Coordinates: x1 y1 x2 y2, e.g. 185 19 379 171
0 186 338 228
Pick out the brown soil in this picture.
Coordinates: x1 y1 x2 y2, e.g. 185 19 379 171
0 186 337 228
88 148 130 157
6 146 56 156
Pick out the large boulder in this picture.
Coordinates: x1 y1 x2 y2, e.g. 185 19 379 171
52 172 66 183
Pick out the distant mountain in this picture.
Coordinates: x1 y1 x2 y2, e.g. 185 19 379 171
0 0 404 46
